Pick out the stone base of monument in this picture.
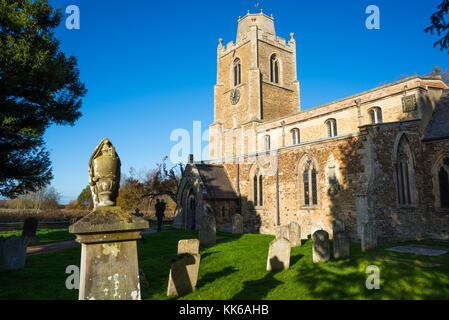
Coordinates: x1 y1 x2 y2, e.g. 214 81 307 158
0 236 28 272
69 206 149 300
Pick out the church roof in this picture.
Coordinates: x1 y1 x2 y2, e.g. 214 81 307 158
423 90 449 142
195 164 239 200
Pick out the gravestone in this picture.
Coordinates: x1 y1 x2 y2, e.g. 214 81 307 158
312 230 330 263
69 138 149 300
232 214 243 234
361 221 377 252
0 236 28 271
199 214 216 246
288 222 302 247
178 239 200 254
333 231 350 259
266 237 291 271
22 217 40 246
167 253 201 297
275 225 289 241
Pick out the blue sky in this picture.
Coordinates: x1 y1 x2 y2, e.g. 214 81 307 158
43 0 448 203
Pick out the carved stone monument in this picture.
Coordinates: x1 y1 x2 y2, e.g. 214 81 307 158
167 252 201 297
266 237 291 271
288 222 302 247
0 236 28 271
22 217 40 246
232 214 243 234
312 230 330 263
69 138 149 300
199 211 216 246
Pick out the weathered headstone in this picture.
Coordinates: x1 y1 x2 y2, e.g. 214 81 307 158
22 217 40 246
167 253 201 297
0 236 28 271
178 239 200 254
361 221 377 252
312 230 330 263
232 214 243 234
199 214 216 246
288 222 302 247
333 231 350 259
69 138 149 300
275 225 289 241
266 237 291 271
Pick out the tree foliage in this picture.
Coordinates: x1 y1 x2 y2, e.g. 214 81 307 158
0 0 87 198
425 0 449 53
76 185 93 210
142 156 184 203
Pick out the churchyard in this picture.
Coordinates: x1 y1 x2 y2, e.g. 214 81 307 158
1 225 449 300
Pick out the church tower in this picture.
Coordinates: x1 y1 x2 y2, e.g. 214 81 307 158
209 10 300 161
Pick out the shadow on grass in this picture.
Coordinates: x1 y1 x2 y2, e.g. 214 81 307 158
231 271 284 300
290 254 304 266
295 243 449 300
197 266 238 289
201 251 221 260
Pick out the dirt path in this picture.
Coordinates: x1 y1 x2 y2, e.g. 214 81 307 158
27 241 79 256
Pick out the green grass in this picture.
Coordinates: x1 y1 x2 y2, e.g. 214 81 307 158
1 227 449 300
0 229 75 246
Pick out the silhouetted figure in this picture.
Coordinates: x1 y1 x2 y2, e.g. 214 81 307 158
155 199 165 232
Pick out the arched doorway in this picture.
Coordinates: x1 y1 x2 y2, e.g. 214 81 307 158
186 188 196 230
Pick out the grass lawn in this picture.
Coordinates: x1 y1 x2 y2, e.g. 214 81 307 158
0 229 75 246
0 227 448 300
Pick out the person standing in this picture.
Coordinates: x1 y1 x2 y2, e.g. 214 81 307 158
155 199 165 232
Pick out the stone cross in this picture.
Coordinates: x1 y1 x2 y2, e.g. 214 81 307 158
232 214 244 234
69 139 149 300
167 253 201 297
199 214 216 246
0 236 28 271
312 230 330 263
288 222 301 247
266 237 291 271
22 217 40 246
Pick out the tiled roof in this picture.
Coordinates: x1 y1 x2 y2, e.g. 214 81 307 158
423 90 449 142
195 164 239 200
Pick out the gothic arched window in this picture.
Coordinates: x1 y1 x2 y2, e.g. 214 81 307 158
433 155 449 209
369 107 383 124
233 58 241 87
326 119 338 138
394 135 416 206
270 54 279 84
291 128 300 145
298 156 319 207
253 174 258 206
251 168 264 207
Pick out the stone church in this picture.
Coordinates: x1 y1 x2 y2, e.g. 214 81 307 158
173 11 449 242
